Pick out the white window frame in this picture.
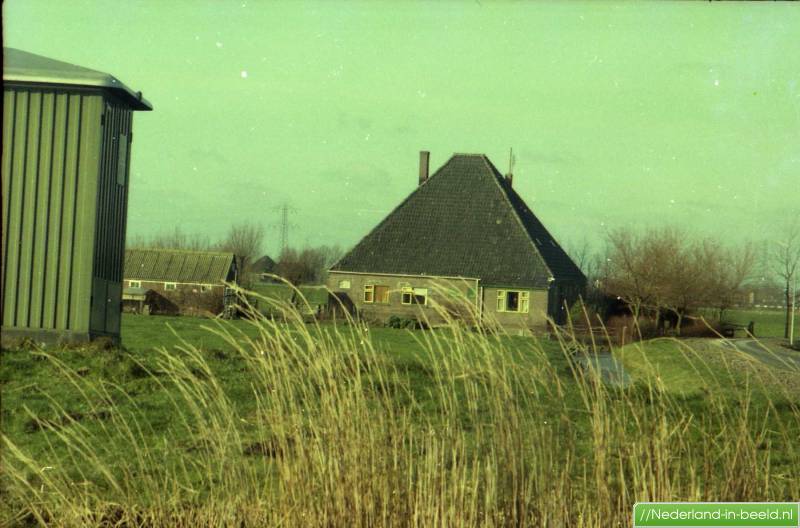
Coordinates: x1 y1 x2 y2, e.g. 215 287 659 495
401 286 413 305
401 285 427 306
364 284 375 303
338 279 351 290
412 287 428 306
129 280 141 288
164 282 177 291
496 290 529 313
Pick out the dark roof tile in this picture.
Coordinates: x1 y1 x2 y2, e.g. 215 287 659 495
332 154 585 288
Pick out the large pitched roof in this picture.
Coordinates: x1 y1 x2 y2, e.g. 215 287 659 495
124 248 235 284
332 154 585 288
3 47 152 111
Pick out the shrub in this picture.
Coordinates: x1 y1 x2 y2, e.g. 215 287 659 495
386 315 419 329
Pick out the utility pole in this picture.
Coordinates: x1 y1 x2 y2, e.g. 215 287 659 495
280 204 289 253
272 203 297 257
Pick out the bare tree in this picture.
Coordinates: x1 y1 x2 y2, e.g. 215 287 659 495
774 216 800 339
604 227 755 333
566 237 595 277
217 222 265 283
274 248 316 285
603 228 659 320
274 245 344 285
127 226 211 251
698 240 756 321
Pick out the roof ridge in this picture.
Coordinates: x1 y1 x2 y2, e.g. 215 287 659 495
479 156 555 280
126 247 233 257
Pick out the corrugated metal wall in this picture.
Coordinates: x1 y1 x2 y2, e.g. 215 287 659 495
90 102 132 336
1 87 103 335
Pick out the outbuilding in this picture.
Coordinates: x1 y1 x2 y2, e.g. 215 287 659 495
123 248 237 317
1 48 152 346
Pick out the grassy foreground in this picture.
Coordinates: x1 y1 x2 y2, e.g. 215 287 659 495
1 298 799 527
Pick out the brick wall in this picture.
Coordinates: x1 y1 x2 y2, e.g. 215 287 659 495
327 272 478 326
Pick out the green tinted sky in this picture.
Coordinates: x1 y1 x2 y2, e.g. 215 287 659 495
5 1 799 256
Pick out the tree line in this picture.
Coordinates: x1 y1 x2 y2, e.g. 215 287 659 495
572 216 799 338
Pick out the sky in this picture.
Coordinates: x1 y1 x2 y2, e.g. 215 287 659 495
4 1 799 258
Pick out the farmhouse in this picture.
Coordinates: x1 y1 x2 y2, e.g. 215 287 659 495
123 248 237 316
328 152 586 330
1 48 152 346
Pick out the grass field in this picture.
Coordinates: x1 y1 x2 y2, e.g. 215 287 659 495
696 307 789 338
2 304 799 527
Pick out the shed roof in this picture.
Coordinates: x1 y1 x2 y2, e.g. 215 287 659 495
331 154 585 288
124 249 235 284
3 47 152 111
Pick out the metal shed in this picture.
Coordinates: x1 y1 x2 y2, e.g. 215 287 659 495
2 48 152 346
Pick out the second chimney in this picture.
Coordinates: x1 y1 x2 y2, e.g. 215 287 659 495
418 150 430 185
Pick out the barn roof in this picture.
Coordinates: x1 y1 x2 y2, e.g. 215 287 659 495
331 154 585 288
3 47 152 111
124 248 235 284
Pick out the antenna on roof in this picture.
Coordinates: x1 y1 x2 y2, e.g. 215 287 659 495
505 147 515 186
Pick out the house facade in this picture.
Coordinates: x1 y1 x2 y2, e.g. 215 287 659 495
328 152 586 331
123 248 237 316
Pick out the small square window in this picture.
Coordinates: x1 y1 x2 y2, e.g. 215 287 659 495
164 282 177 291
129 280 141 288
338 279 351 289
412 287 427 305
401 287 413 305
401 286 427 305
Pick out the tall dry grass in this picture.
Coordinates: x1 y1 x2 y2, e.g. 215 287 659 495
2 286 799 527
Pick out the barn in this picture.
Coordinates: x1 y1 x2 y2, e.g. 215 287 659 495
1 48 152 346
328 152 586 331
123 248 237 317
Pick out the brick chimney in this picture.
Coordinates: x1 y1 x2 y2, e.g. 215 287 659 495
418 150 430 185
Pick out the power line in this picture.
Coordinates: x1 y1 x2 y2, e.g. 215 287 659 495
272 203 297 255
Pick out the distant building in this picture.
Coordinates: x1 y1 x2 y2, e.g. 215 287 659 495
123 248 237 316
328 152 586 330
251 254 277 281
1 48 152 346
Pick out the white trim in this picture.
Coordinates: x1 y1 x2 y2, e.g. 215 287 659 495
496 289 530 313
